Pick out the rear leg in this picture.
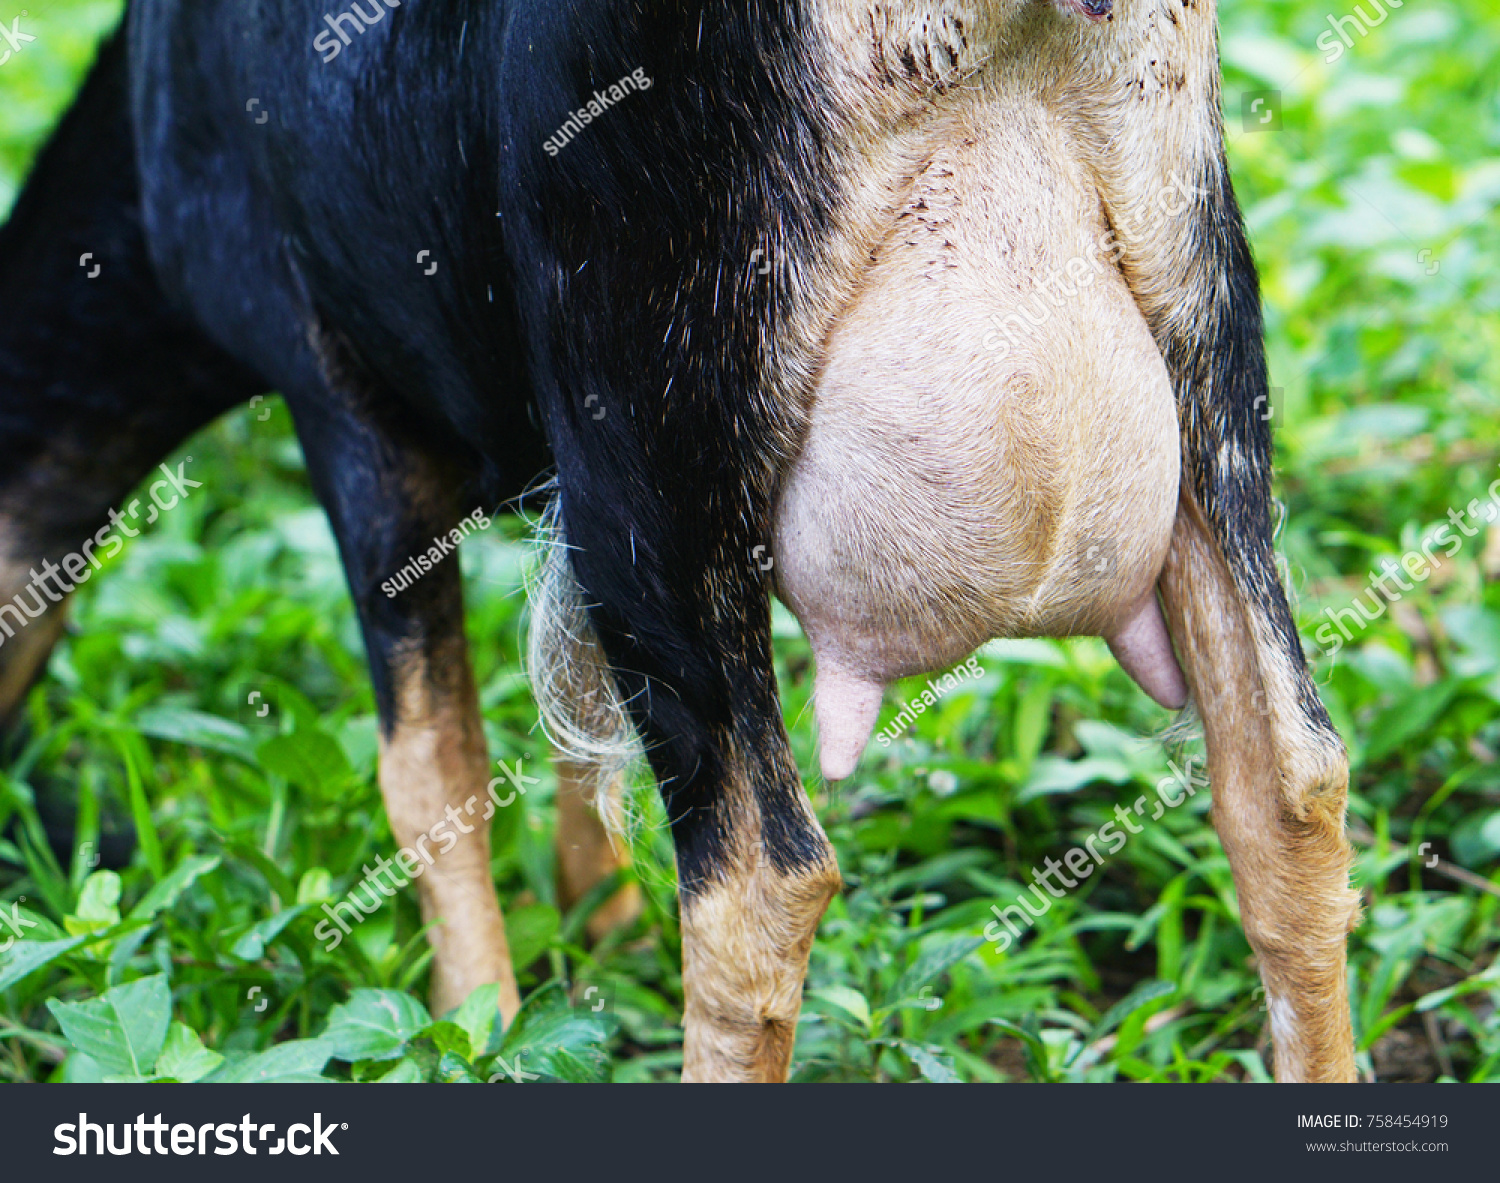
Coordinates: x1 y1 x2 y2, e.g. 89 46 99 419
1111 101 1359 1081
1157 174 1358 1084
1161 497 1356 1082
499 6 847 1075
553 757 643 942
0 28 262 855
527 502 836 1077
554 516 839 1082
1074 11 1360 1079
530 435 840 1081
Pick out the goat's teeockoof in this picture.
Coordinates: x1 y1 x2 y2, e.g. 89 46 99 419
0 0 1356 1083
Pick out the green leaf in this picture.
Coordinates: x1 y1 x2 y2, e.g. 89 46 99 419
136 706 256 761
1450 809 1500 866
0 935 87 992
886 935 984 1011
64 870 121 938
989 1015 1055 1083
227 841 299 904
62 1052 106 1083
807 985 872 1031
896 1040 961 1083
884 851 993 896
0 901 64 941
376 1057 424 1083
112 736 164 881
448 982 503 1058
497 984 612 1083
231 905 309 961
129 855 222 922
436 1051 481 1083
1074 979 1177 1061
1415 961 1500 1012
109 926 155 984
321 989 432 1062
47 974 172 1078
1361 681 1458 766
155 1022 223 1082
296 868 333 904
419 1020 472 1061
1012 677 1055 779
75 871 123 923
504 903 559 971
209 1039 333 1083
529 1046 599 1083
1019 755 1133 802
257 730 352 795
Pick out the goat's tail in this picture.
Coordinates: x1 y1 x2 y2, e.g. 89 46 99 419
525 493 644 837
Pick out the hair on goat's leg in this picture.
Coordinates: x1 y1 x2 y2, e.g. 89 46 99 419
526 498 644 835
0 544 70 725
528 502 645 935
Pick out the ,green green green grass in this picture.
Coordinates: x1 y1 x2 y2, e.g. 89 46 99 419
2 0 1498 1084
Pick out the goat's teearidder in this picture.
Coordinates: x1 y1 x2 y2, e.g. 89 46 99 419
0 0 1357 1082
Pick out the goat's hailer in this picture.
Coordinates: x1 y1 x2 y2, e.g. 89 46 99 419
774 1 1188 780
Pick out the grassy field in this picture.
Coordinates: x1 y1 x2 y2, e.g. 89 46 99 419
1 0 1497 1084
